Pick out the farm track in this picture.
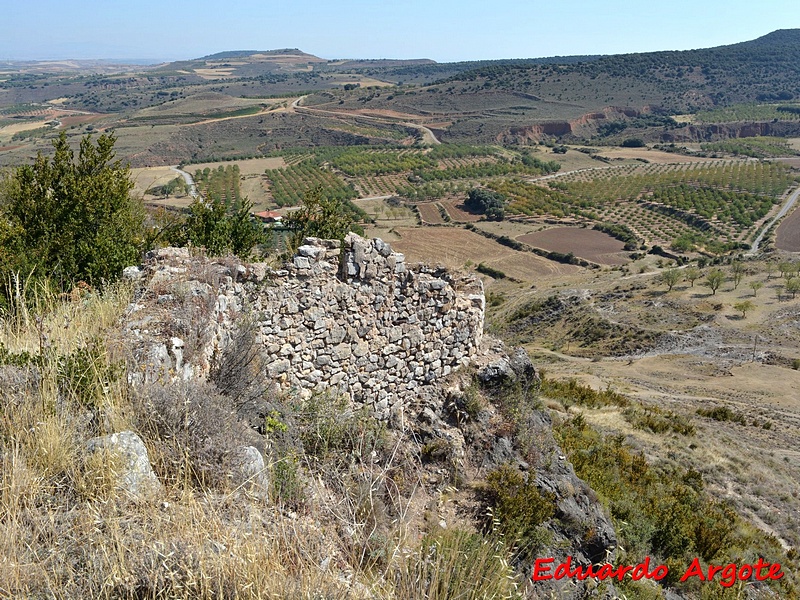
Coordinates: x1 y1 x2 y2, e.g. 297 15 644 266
760 185 800 253
292 96 440 144
171 166 199 198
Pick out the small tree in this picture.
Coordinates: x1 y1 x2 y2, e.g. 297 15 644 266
733 300 755 318
684 266 701 287
779 262 795 280
282 186 361 254
660 268 681 292
765 261 776 280
168 196 269 258
704 270 725 295
749 281 763 297
0 131 144 287
730 261 745 289
787 278 800 299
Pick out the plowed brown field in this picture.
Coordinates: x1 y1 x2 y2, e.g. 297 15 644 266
517 227 629 265
416 203 445 224
390 227 579 280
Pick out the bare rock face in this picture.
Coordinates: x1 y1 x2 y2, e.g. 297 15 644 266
86 431 162 500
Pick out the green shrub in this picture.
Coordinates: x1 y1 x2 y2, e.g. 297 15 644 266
295 393 387 466
0 132 145 288
623 406 695 435
57 341 123 408
696 406 748 425
272 453 304 508
483 464 555 560
540 375 628 408
476 263 507 279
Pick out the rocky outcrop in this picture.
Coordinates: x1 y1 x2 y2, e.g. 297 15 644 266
433 342 618 599
497 106 647 143
660 120 800 143
124 234 485 420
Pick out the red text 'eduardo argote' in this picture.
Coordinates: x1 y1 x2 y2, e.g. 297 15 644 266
532 556 784 588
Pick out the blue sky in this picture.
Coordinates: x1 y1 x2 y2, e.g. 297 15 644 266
3 0 799 62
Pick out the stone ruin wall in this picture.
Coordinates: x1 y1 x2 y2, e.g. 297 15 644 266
126 233 485 418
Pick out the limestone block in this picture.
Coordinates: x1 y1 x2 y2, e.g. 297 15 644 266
86 431 162 500
332 343 352 360
267 359 291 377
293 256 310 269
297 245 324 259
353 341 370 358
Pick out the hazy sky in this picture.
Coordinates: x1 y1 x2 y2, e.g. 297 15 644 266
3 0 799 63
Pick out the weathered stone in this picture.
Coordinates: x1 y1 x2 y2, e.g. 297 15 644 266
267 359 291 377
86 431 161 499
122 266 143 280
230 446 269 499
374 238 392 257
329 326 346 344
353 341 370 358
297 245 324 259
332 343 352 360
293 256 311 269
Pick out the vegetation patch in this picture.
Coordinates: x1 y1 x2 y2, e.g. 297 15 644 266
701 136 800 158
696 405 748 426
555 414 796 593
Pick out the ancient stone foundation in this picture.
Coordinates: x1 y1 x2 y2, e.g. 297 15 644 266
125 234 485 418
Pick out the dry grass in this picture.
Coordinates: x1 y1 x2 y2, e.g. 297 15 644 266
130 166 179 198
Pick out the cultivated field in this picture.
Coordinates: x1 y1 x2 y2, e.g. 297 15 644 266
518 227 629 265
439 200 480 222
415 202 445 224
353 198 417 228
775 204 800 251
389 226 580 280
130 166 181 198
187 157 286 175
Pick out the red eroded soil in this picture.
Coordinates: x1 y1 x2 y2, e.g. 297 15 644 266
517 227 629 265
59 114 107 127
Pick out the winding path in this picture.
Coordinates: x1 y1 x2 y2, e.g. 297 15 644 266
291 95 440 144
748 185 800 254
171 166 199 198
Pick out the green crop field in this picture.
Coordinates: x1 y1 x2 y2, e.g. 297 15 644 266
700 136 800 158
490 161 799 250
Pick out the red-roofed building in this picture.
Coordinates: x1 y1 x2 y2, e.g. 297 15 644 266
254 210 283 223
